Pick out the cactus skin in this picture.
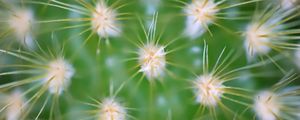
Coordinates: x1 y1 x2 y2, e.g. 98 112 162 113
0 0 299 120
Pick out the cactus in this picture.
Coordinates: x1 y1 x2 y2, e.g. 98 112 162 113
0 0 300 120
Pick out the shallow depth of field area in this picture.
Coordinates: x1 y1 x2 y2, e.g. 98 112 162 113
0 0 300 120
